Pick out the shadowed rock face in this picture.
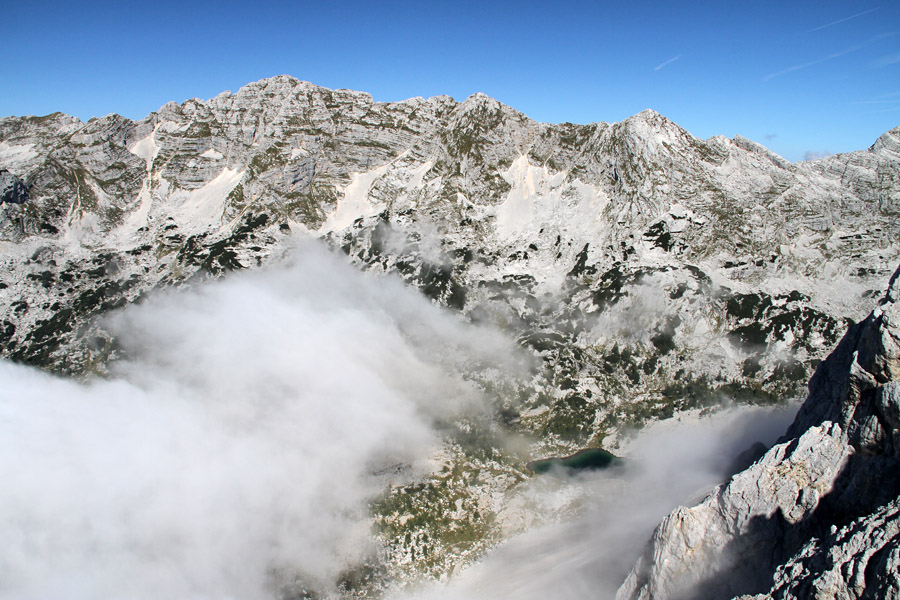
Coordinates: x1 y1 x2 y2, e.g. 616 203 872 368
617 264 900 600
0 170 28 204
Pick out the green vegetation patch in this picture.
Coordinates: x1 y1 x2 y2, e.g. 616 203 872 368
725 290 841 352
248 144 288 178
372 458 507 581
281 184 336 228
539 394 596 443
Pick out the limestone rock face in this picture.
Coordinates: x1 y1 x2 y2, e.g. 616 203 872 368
617 266 900 600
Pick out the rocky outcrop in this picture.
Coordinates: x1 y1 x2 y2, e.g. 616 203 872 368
617 265 900 600
0 170 28 204
743 496 900 599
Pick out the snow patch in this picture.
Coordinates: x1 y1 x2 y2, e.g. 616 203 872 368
405 159 434 194
200 148 224 161
128 126 160 166
319 163 392 233
115 125 164 241
169 168 244 229
0 142 39 172
496 156 562 238
494 155 608 242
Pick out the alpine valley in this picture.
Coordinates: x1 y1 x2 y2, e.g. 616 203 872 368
2 75 899 599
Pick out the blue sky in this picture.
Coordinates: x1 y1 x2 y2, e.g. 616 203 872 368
4 0 899 162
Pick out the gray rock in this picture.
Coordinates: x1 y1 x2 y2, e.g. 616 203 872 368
735 497 900 599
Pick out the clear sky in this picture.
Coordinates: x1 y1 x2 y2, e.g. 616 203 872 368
4 0 899 162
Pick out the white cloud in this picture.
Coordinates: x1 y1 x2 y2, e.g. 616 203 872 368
807 8 879 33
871 52 900 68
654 55 681 71
763 33 896 82
0 241 805 600
0 242 525 600
803 150 834 161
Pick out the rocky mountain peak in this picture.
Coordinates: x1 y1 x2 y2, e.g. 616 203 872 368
462 91 496 104
599 108 714 179
453 90 526 124
618 108 689 140
871 125 900 158
627 108 666 124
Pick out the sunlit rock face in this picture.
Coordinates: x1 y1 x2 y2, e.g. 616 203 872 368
1 76 899 591
618 266 900 600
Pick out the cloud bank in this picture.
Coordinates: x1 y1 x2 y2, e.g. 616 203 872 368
0 242 523 599
803 150 834 161
0 241 801 600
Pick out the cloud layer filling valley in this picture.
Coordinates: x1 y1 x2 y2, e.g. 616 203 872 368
0 243 521 599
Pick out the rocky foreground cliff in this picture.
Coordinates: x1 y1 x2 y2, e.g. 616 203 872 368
1 75 899 590
618 266 900 599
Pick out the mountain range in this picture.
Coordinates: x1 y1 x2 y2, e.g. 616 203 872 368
1 75 899 598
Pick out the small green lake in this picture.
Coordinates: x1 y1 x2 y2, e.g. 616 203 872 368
526 448 622 474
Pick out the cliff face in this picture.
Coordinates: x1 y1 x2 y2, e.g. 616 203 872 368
618 266 900 600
